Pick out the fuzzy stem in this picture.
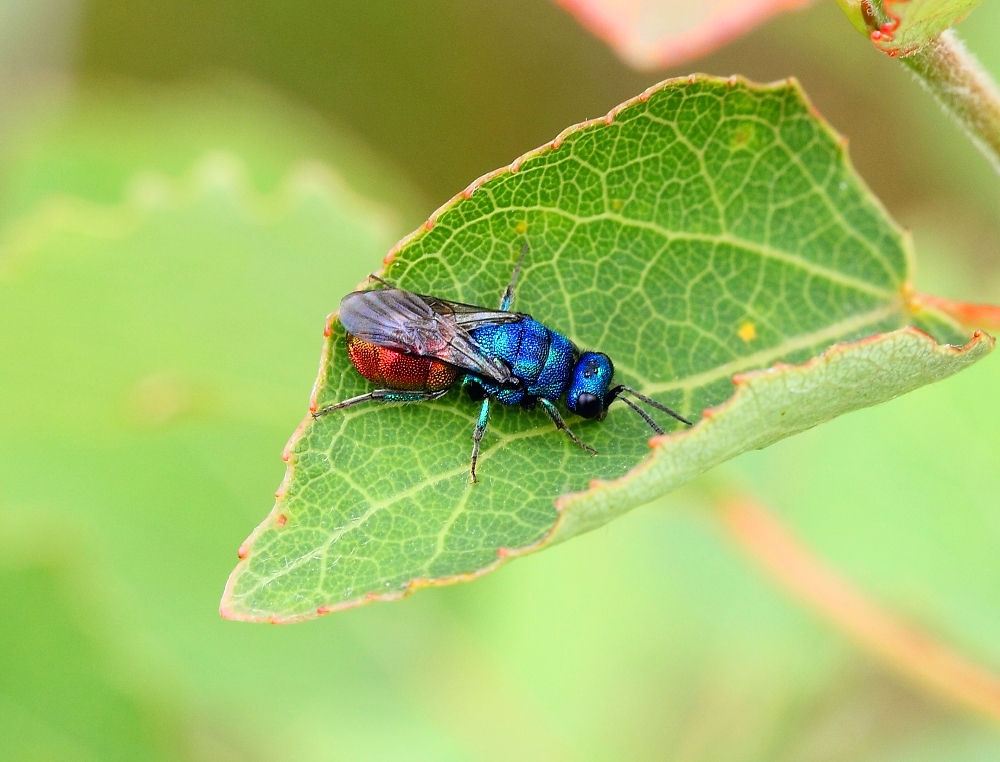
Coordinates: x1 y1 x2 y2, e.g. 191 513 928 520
902 29 1000 175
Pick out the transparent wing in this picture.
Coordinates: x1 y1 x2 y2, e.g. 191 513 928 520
338 288 522 385
418 294 534 330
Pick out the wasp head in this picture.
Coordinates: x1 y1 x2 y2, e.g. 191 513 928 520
566 352 614 420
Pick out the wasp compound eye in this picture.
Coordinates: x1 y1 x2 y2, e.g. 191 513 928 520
575 392 602 419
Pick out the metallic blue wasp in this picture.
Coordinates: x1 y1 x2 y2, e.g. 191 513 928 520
314 245 693 482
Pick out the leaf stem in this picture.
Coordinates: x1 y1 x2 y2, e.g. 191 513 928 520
909 291 1000 332
901 29 1000 176
717 494 1000 723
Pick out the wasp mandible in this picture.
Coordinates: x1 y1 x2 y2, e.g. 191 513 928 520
314 245 693 482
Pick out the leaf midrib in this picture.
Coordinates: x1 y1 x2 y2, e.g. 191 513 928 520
417 207 899 303
641 301 904 392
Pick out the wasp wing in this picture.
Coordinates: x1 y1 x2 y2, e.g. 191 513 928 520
339 288 523 385
418 295 529 328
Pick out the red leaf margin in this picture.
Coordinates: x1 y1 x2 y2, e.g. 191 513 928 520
221 326 994 622
220 74 999 623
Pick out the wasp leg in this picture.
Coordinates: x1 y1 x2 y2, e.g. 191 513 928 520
312 388 447 417
539 398 597 455
469 398 490 484
465 380 488 402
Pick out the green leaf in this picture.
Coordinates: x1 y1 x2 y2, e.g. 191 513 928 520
0 83 403 440
555 327 992 542
730 292 1000 679
0 516 223 762
3 70 1000 759
0 77 425 230
222 75 995 622
866 0 982 56
0 81 458 759
550 0 814 69
836 0 874 35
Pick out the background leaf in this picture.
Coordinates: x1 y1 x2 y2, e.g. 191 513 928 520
0 514 254 762
550 0 814 70
222 75 991 622
0 80 428 760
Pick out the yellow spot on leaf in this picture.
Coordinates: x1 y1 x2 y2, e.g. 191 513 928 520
738 321 757 342
612 199 624 210
515 221 527 234
731 125 753 148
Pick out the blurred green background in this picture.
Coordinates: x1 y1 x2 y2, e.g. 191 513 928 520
2 1 1000 759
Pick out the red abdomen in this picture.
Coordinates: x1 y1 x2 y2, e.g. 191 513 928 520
346 333 457 392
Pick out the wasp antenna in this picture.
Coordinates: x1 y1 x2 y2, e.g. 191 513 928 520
368 274 396 289
499 242 530 311
509 242 529 288
614 393 665 435
616 385 693 426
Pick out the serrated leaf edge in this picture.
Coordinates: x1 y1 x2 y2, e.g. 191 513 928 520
220 325 993 622
549 325 993 543
219 74 975 622
377 74 914 278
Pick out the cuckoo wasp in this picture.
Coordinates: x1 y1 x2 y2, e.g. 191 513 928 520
314 245 693 482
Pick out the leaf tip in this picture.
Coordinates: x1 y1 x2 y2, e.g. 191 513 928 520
237 542 250 560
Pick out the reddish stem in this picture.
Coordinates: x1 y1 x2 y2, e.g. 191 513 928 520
719 496 1000 723
910 292 1000 332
